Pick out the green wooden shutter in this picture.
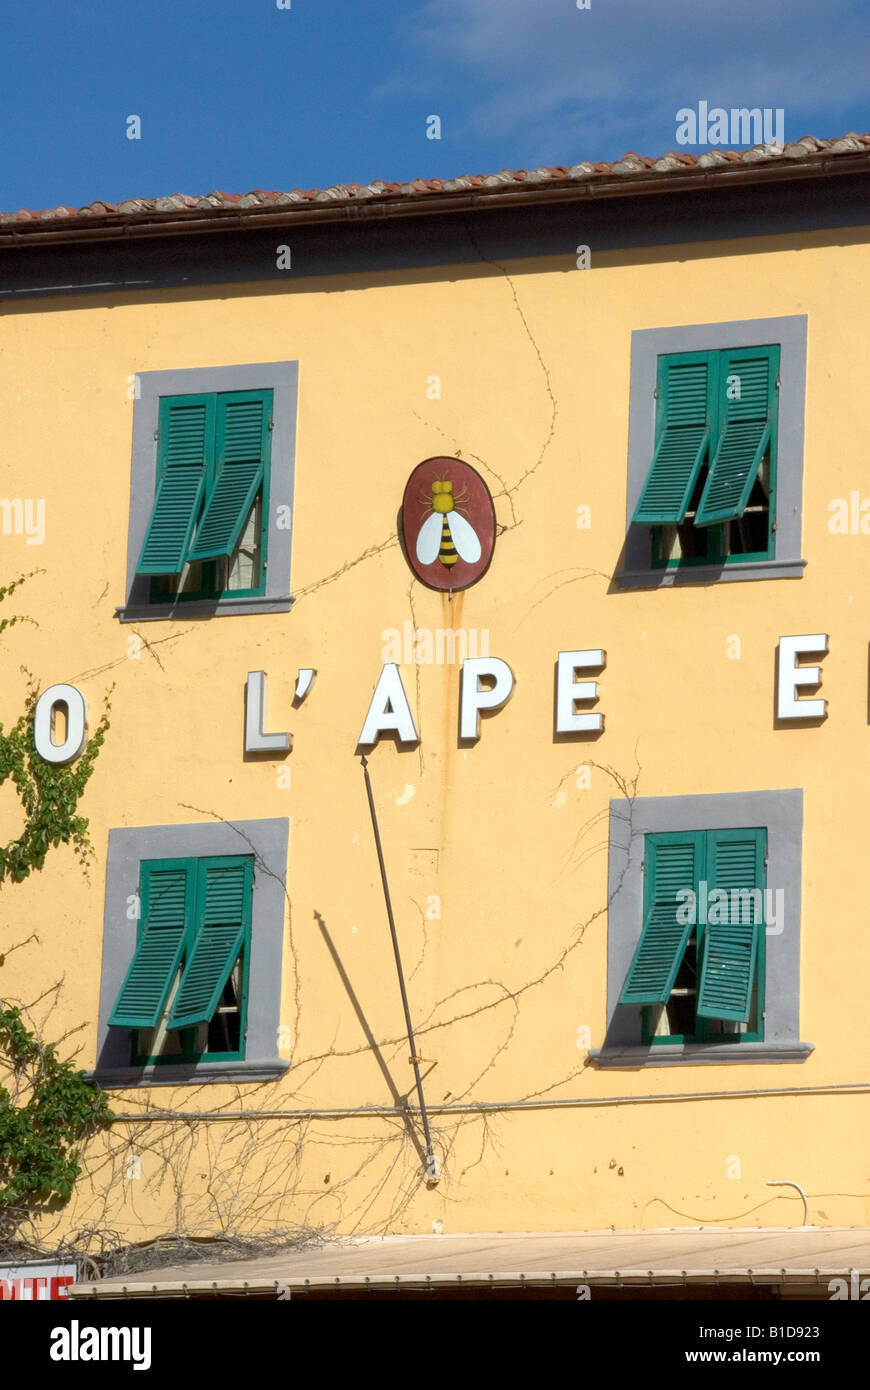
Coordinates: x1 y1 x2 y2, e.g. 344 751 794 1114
696 828 764 1023
619 833 700 1006
167 857 252 1029
632 354 712 525
109 862 194 1028
694 347 778 526
136 395 215 574
187 391 271 562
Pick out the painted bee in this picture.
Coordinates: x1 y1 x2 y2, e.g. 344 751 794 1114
415 479 482 569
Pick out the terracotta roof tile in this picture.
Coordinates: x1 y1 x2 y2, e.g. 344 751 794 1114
2 133 869 234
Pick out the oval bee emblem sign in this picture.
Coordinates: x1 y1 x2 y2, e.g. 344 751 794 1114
401 457 496 591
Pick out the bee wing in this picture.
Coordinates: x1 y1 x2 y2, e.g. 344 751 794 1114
445 511 482 563
415 511 444 564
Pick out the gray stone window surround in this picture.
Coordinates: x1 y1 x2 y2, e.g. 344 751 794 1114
590 788 812 1067
87 817 289 1087
116 361 298 621
619 315 808 588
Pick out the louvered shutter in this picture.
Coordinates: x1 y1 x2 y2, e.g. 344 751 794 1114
694 347 778 526
696 829 764 1023
136 395 215 574
187 391 271 561
167 857 252 1029
632 355 712 525
109 863 194 1028
619 833 700 1006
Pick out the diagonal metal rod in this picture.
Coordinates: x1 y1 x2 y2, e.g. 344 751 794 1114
360 755 435 1171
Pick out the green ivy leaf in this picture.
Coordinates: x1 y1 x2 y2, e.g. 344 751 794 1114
0 574 113 1225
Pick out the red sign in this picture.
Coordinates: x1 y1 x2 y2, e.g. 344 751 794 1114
0 1263 76 1300
401 457 496 591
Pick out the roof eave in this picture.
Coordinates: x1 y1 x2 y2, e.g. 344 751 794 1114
65 1267 847 1298
3 149 870 250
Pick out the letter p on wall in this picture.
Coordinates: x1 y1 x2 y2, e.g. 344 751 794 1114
459 658 515 740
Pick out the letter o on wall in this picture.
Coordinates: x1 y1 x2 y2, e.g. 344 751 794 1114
34 684 88 765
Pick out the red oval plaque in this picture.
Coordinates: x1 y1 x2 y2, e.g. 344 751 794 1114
401 457 496 591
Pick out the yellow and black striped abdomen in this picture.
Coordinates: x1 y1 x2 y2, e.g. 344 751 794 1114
438 514 458 567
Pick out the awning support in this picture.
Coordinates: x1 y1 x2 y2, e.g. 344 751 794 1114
360 755 438 1182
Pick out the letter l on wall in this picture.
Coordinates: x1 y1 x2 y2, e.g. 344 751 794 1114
245 672 290 752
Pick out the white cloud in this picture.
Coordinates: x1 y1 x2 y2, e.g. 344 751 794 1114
395 0 870 156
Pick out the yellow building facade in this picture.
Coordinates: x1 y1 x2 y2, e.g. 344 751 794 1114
2 139 870 1286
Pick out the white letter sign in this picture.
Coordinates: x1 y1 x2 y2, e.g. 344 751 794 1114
33 684 88 765
555 649 605 733
777 634 828 720
459 657 515 740
245 672 290 753
359 664 420 747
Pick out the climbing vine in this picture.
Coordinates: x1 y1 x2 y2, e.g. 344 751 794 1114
0 1007 113 1220
0 674 111 884
0 572 113 1233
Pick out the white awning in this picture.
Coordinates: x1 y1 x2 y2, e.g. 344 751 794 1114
67 1227 870 1298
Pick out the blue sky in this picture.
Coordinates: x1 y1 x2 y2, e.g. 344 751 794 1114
2 0 869 211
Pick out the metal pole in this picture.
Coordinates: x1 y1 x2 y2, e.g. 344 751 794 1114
360 755 437 1178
